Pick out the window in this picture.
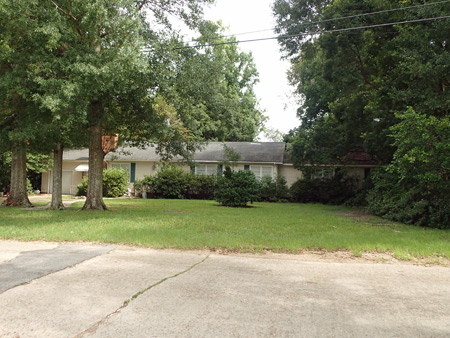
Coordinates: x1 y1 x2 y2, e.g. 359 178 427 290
109 163 131 181
195 164 218 176
312 168 334 179
250 165 273 179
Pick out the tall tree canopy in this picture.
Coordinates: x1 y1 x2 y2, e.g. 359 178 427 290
1 0 266 210
274 0 450 166
274 0 450 228
1 0 215 209
164 21 265 142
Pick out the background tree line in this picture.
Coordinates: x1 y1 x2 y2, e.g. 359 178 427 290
273 0 450 228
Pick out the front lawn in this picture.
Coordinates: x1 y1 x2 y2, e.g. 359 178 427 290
0 199 449 261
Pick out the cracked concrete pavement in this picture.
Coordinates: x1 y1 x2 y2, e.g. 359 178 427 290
1 240 450 338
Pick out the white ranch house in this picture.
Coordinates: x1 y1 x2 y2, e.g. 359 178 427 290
40 142 377 195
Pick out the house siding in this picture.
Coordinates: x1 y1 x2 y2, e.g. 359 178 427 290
278 165 303 187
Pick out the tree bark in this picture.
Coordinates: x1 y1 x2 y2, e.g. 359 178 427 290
82 123 107 210
4 143 32 207
48 143 65 210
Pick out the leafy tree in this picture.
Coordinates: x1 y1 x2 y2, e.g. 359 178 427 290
274 0 450 166
1 0 214 210
0 0 53 206
367 109 450 228
274 0 450 225
166 21 265 142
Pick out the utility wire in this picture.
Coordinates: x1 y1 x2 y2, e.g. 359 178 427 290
176 15 450 49
183 0 450 45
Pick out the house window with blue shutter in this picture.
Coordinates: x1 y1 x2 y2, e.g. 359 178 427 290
109 163 134 182
130 163 136 183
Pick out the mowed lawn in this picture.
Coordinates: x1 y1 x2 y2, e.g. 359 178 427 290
0 198 449 261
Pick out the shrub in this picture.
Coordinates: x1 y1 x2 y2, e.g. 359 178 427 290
26 178 34 195
366 110 450 229
290 172 358 205
76 177 88 196
186 175 216 200
76 168 129 197
152 166 190 199
134 167 216 200
259 175 290 202
367 167 450 229
103 168 129 197
214 167 260 207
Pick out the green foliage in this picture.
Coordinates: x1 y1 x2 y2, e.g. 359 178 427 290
0 152 52 192
1 0 215 209
76 177 88 197
214 167 260 207
223 145 241 168
290 173 358 205
259 175 290 202
102 168 129 198
76 168 129 198
151 166 191 199
0 153 10 192
274 0 450 227
186 175 216 200
26 178 34 195
165 21 265 141
275 0 450 166
367 110 450 229
135 166 216 200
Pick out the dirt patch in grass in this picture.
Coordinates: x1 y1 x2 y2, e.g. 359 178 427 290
332 210 372 219
209 248 450 267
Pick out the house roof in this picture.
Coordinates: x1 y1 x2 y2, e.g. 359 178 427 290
63 142 287 164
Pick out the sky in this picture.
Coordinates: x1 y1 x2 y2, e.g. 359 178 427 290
196 0 300 139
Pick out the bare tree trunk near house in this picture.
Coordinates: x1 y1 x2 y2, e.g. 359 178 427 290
48 143 65 210
82 122 107 210
4 143 32 207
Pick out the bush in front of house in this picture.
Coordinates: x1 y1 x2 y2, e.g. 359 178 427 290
76 177 88 196
214 167 260 207
290 173 358 205
259 175 290 202
135 167 216 200
186 175 216 200
151 165 190 199
76 168 129 197
103 168 129 197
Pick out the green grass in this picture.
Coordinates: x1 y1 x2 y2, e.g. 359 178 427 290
0 199 449 261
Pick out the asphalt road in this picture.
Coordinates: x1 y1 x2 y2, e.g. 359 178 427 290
1 240 449 338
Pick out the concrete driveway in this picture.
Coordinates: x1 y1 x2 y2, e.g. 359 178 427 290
1 240 449 338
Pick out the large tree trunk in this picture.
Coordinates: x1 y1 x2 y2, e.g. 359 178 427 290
4 143 32 207
48 143 65 210
82 123 107 210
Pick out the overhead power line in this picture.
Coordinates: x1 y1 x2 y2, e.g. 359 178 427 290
182 0 450 46
176 15 450 50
